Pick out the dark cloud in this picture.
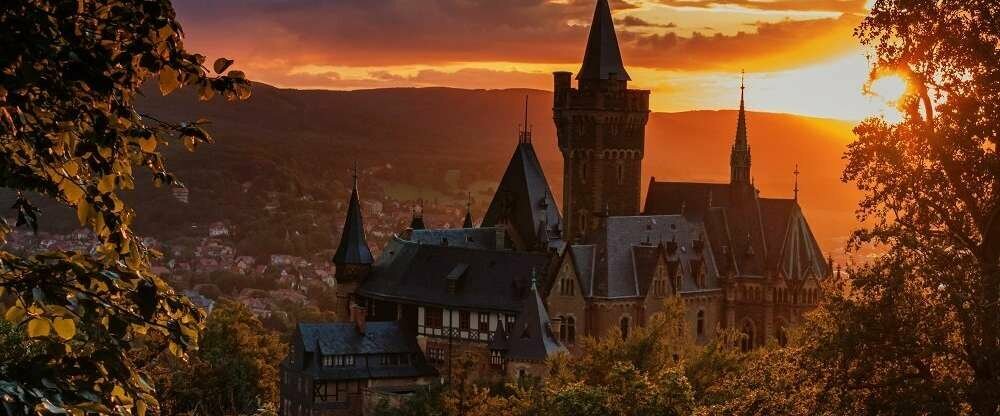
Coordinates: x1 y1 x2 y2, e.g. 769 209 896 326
172 0 861 84
657 0 866 13
616 15 677 28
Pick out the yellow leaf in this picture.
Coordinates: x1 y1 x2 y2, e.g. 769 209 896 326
136 400 147 416
60 180 85 204
98 175 115 193
53 317 76 340
63 160 80 176
158 67 180 96
138 137 157 153
4 304 25 323
27 318 51 338
76 200 94 226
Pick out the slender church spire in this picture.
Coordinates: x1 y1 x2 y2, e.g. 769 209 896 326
731 70 752 185
333 163 373 266
462 193 474 228
577 0 630 82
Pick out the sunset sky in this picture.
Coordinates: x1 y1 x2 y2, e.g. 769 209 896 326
173 0 898 121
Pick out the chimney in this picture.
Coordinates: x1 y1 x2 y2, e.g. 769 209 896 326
350 302 367 334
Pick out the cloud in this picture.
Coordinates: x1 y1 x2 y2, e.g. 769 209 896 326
656 0 866 13
252 66 553 91
172 0 862 85
616 15 677 28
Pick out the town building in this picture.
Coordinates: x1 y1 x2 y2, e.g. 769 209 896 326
279 306 437 416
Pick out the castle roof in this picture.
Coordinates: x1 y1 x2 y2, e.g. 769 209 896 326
291 321 436 381
577 0 630 81
358 236 551 312
332 181 374 265
481 142 562 251
504 279 565 362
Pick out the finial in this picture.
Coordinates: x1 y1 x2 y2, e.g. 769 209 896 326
351 160 359 189
793 164 801 201
740 69 745 91
519 95 532 144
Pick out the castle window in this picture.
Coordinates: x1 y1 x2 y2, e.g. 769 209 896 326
566 316 576 344
427 347 446 363
459 310 470 330
558 315 567 341
425 307 443 328
479 313 490 332
741 321 755 352
578 211 589 233
617 163 625 185
560 277 575 296
580 161 588 183
620 316 630 340
490 350 505 368
696 310 705 338
653 264 667 297
323 355 355 367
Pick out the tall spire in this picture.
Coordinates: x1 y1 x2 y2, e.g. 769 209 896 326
577 0 630 82
731 70 752 185
519 95 532 144
333 164 373 266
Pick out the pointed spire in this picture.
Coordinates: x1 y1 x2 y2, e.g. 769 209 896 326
333 164 374 266
793 164 801 201
731 70 752 185
463 193 474 228
518 95 532 144
577 0 630 82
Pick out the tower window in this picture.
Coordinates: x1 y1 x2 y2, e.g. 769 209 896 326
580 161 588 183
617 163 625 185
560 277 575 296
696 310 705 338
620 316 630 340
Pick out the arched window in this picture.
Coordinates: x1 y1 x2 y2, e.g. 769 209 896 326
776 320 788 347
741 320 755 352
620 316 630 340
696 310 705 338
566 316 576 344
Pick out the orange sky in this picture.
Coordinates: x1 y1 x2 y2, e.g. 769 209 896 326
173 0 896 120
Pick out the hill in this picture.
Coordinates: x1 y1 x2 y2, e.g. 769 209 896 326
15 83 861 259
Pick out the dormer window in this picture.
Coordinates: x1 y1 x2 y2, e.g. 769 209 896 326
653 264 668 297
322 354 355 367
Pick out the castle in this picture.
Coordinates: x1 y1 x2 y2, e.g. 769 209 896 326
280 1 829 413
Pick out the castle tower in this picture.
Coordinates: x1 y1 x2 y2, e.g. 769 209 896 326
553 0 650 242
332 167 374 318
730 74 752 187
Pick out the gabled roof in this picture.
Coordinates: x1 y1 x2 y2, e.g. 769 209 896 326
577 0 630 81
333 183 374 265
358 236 551 312
299 321 415 356
409 227 500 250
505 280 565 362
758 198 828 279
481 143 562 251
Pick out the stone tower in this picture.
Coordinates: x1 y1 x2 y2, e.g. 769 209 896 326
332 166 374 318
553 0 650 242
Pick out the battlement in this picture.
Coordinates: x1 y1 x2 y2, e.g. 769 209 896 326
553 72 649 113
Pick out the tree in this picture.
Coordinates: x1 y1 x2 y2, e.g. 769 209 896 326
827 0 1000 414
153 300 287 415
0 0 249 413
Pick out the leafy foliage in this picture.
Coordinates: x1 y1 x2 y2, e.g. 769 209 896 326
0 0 249 414
151 300 287 415
831 0 1000 414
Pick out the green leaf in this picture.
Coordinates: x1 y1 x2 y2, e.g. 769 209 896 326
53 317 76 340
27 318 51 338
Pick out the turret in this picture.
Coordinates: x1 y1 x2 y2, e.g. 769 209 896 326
731 72 752 186
332 165 374 317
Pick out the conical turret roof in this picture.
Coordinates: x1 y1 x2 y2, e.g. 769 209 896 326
577 0 630 81
333 177 374 265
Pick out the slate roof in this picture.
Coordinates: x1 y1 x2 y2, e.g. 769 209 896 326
577 0 630 81
293 321 438 381
332 183 374 265
644 182 828 279
481 142 562 251
359 236 551 312
502 280 566 362
409 227 499 250
574 215 721 298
